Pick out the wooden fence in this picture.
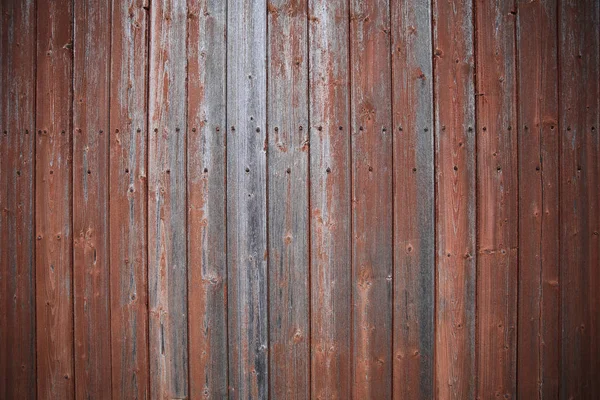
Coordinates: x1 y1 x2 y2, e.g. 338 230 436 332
1 0 599 398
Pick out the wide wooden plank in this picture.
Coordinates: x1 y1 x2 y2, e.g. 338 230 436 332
187 0 228 397
432 0 476 398
308 1 352 399
148 0 188 398
73 1 111 397
516 0 559 398
559 0 600 397
109 0 149 398
391 0 434 398
349 0 393 397
0 0 36 398
476 0 518 398
267 1 310 398
35 0 75 398
227 0 268 397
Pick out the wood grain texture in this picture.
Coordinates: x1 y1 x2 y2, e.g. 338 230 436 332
227 0 268 398
433 0 476 398
267 1 310 398
559 0 600 397
0 0 36 398
475 0 518 398
148 0 188 398
516 0 559 398
349 0 393 398
308 1 352 399
35 0 75 398
109 0 149 398
73 1 112 398
391 0 434 398
187 0 228 397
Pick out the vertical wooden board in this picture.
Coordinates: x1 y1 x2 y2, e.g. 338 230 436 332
227 0 268 397
475 0 518 398
267 1 310 398
109 0 149 398
516 0 559 398
432 0 476 398
187 0 228 397
0 0 36 398
349 0 393 398
35 0 75 398
148 0 188 398
559 0 599 397
308 1 352 399
73 1 112 398
391 0 434 398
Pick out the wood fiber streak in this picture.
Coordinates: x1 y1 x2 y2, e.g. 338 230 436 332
109 0 149 398
516 0 559 398
148 0 188 398
227 0 268 398
476 1 519 398
268 1 310 398
350 0 393 398
559 0 600 397
0 0 36 398
391 0 434 398
433 0 476 398
308 1 352 399
73 1 112 398
187 0 228 397
35 0 75 398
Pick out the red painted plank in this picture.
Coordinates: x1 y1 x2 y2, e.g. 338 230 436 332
109 0 150 398
433 0 476 398
187 0 228 397
0 0 36 398
73 1 112 397
516 0 559 398
35 0 75 398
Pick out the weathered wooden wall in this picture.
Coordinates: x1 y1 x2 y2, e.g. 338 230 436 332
1 0 599 399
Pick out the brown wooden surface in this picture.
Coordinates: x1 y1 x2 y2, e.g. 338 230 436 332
2 0 600 398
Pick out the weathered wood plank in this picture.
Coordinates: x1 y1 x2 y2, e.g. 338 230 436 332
0 0 36 398
109 0 149 398
391 0 434 398
35 0 75 398
187 0 228 397
516 0 559 398
227 0 268 397
475 0 518 398
267 1 310 398
308 1 352 399
559 0 600 397
148 0 188 398
432 0 476 398
349 0 393 397
73 1 112 397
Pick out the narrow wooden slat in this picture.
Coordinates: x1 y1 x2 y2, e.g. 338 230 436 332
349 0 393 397
267 1 310 398
109 0 149 398
308 1 352 399
0 0 36 398
559 0 600 397
476 0 518 398
516 0 559 398
391 0 434 398
187 0 228 397
73 1 112 397
227 0 268 397
35 0 75 398
148 0 188 398
432 0 476 398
